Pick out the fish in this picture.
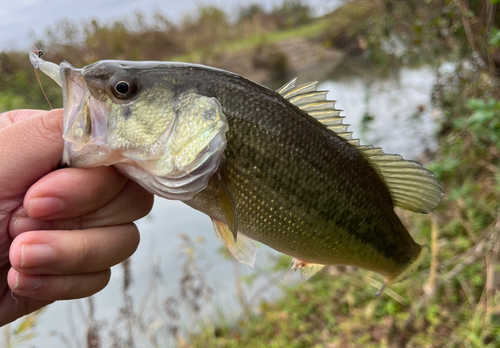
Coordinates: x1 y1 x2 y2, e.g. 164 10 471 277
29 52 443 290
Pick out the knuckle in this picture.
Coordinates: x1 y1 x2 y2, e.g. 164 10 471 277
59 270 111 300
59 276 77 299
75 233 99 270
27 110 63 145
73 215 85 230
62 271 111 300
42 110 64 137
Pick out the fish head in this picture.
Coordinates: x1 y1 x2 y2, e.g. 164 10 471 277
31 54 229 200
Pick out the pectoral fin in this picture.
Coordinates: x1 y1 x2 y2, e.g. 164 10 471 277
212 219 256 267
291 258 325 280
214 172 238 242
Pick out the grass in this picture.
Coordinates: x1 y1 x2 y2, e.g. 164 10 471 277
171 18 332 63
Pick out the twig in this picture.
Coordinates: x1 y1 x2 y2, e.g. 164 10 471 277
86 297 100 348
486 233 499 295
457 275 476 308
484 231 499 330
231 258 250 315
456 1 479 55
486 2 498 78
363 276 406 305
403 231 492 331
424 216 438 299
237 265 290 323
455 198 479 244
441 238 488 285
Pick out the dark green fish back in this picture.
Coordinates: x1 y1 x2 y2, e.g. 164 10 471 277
163 65 424 281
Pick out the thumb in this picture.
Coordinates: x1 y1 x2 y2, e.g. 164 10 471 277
0 109 64 202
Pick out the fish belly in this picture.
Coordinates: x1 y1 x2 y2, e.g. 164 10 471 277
186 117 422 280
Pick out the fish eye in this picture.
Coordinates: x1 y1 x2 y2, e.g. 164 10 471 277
115 81 129 94
112 79 137 99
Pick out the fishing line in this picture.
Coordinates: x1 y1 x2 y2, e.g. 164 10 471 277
33 46 53 110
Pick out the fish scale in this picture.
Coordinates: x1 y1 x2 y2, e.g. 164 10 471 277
30 54 442 287
185 77 419 279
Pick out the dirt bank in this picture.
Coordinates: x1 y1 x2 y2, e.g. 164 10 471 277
200 37 344 86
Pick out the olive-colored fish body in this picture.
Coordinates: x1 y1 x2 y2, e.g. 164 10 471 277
30 53 443 286
178 69 422 281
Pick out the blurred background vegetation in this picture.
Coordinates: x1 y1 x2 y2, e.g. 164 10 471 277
1 0 500 347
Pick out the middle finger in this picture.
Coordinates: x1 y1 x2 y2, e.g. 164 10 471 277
9 179 154 238
9 224 140 275
25 166 128 219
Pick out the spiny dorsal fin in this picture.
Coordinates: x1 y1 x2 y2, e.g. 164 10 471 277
276 79 352 142
276 77 297 95
276 79 443 213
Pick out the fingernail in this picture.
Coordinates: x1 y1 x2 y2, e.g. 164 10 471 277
12 272 42 291
21 244 55 268
27 197 64 218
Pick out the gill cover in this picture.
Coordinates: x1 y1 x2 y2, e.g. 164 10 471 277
30 54 229 201
110 89 229 201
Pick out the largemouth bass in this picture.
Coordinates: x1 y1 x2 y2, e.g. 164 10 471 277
30 53 443 289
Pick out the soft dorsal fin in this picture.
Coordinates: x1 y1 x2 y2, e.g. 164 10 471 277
357 146 443 213
276 79 443 213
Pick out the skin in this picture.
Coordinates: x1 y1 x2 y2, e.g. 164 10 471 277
0 109 154 326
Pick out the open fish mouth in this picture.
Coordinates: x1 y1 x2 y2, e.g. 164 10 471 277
29 52 110 166
60 63 112 167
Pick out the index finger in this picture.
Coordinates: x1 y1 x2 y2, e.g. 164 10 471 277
0 109 63 202
0 109 52 130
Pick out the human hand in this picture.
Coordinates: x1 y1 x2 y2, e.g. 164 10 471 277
0 109 154 326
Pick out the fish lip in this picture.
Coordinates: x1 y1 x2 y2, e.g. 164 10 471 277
61 62 110 166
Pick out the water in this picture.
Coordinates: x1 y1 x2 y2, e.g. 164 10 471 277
9 65 440 347
320 65 439 160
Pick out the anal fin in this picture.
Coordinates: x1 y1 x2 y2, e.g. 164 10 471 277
212 219 256 267
291 258 325 280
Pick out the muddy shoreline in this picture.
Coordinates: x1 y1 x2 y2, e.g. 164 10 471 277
197 37 345 87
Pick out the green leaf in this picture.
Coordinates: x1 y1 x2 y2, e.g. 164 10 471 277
489 28 500 46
